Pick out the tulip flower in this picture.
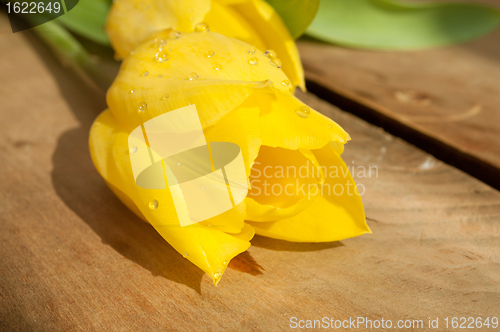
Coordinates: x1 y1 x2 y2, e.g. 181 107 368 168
106 0 304 89
89 29 370 285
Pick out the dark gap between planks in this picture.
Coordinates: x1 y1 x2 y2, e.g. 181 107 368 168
306 79 500 192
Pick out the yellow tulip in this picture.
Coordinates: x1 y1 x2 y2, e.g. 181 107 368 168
89 30 370 285
106 0 305 89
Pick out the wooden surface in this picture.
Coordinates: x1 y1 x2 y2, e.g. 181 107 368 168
298 15 500 190
1 22 500 331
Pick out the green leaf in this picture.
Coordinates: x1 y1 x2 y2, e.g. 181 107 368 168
30 19 112 90
306 0 500 50
265 0 320 39
54 0 111 45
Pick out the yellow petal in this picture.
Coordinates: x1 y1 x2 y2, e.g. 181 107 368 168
246 146 321 221
204 1 266 51
231 0 305 89
107 31 291 131
106 0 211 58
213 0 249 4
247 144 370 242
89 109 255 284
255 91 350 150
203 96 262 179
154 222 253 285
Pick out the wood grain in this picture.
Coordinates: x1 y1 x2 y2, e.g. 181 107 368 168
1 22 500 331
299 15 500 190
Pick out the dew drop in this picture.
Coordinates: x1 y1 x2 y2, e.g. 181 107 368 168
169 30 181 39
158 74 163 78
195 22 209 32
296 106 310 118
247 47 256 55
129 89 135 94
213 63 222 71
270 58 282 68
177 162 181 166
142 71 149 77
214 272 222 280
149 199 159 210
155 51 169 63
223 261 228 265
248 57 259 65
264 49 277 59
183 252 189 258
138 101 147 112
161 93 169 100
206 50 215 58
281 79 291 88
188 72 199 81
153 38 166 48
130 146 138 154
201 185 206 190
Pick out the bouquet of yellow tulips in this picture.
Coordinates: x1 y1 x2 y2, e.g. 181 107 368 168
87 0 369 285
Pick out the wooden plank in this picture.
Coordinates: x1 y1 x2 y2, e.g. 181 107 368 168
1 23 500 331
298 8 500 190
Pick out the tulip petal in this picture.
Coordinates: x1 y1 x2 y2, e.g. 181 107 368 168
204 1 266 51
247 144 370 242
246 146 321 221
89 109 255 284
154 223 252 285
255 91 350 150
204 96 262 179
106 0 211 58
245 196 316 222
231 0 305 89
107 31 290 131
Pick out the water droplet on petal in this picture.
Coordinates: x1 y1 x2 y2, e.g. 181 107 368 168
296 106 310 118
142 71 149 77
195 22 209 32
281 79 291 88
248 57 258 65
270 58 282 68
138 101 147 112
161 93 169 100
155 51 169 63
201 185 206 190
130 146 138 154
149 199 159 210
169 30 181 39
153 38 166 48
188 72 199 81
264 49 277 59
206 51 215 58
129 89 135 94
213 63 222 71
247 47 256 55
183 252 189 258
158 74 163 78
223 261 228 265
